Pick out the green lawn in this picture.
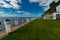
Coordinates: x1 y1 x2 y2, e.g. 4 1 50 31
1 19 60 40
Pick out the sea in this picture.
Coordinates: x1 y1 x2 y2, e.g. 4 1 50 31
0 17 33 30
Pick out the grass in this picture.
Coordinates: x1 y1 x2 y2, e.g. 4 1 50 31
1 19 60 40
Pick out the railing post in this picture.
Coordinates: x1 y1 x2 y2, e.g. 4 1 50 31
15 20 19 25
26 18 29 22
31 18 33 21
22 19 24 23
32 18 36 20
4 19 11 35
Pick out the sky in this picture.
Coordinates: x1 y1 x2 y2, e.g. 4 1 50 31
0 0 59 17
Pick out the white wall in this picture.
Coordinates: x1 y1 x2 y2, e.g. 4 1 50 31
53 13 60 20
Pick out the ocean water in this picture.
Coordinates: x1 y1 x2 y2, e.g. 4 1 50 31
0 17 33 30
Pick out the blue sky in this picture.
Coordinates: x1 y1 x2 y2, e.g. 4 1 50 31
0 0 59 17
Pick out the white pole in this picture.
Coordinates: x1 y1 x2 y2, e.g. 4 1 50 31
4 21 11 35
26 18 29 22
15 20 19 25
22 19 24 23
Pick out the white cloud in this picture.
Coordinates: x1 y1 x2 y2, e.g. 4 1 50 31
19 11 32 16
29 0 59 11
29 0 54 6
0 10 42 17
0 13 21 17
9 0 21 9
24 12 32 16
0 11 5 13
56 5 60 12
29 0 54 11
17 11 32 16
0 11 42 17
0 0 12 8
23 12 41 17
17 11 37 17
0 0 21 9
17 11 25 13
54 0 59 2
37 14 42 17
44 6 50 11
29 0 40 3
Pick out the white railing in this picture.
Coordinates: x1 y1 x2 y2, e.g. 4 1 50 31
0 17 36 37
